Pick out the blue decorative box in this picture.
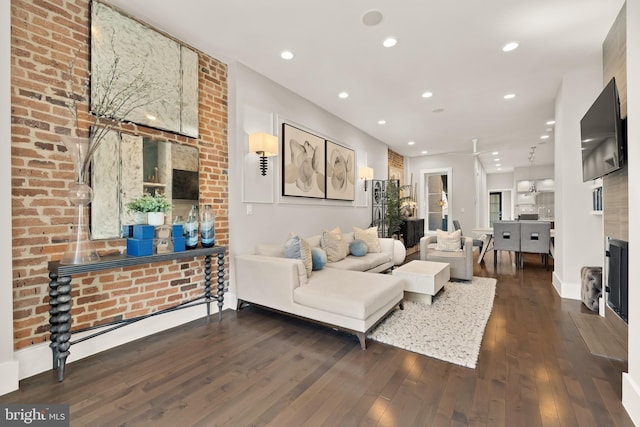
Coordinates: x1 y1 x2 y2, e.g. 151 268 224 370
133 225 155 240
127 238 153 256
172 224 183 237
173 236 186 252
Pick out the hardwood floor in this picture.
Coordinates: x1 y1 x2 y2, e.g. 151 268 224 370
1 251 634 426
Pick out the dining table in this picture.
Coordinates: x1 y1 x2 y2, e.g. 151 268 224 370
472 226 555 264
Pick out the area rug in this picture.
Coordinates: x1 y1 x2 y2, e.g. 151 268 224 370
368 276 497 369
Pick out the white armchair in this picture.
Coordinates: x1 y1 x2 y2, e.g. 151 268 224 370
420 235 473 281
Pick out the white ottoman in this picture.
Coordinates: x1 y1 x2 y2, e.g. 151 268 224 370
392 260 450 304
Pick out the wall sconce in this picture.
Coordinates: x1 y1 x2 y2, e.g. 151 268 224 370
358 166 374 191
249 132 278 176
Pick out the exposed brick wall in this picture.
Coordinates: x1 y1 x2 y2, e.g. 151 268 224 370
388 148 404 176
11 0 229 350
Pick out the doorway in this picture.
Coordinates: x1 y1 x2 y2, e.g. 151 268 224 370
489 192 502 226
421 168 452 232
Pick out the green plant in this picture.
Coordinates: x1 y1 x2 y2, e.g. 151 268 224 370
385 180 402 238
126 193 172 213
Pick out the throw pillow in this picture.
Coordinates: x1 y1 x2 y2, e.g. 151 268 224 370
320 227 348 262
311 247 327 270
435 229 462 252
349 239 368 257
284 234 313 277
353 226 381 253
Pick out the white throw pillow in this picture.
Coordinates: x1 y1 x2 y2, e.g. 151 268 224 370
435 229 462 252
353 226 381 253
320 227 348 262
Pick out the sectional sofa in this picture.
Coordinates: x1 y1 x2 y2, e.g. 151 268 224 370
234 228 407 348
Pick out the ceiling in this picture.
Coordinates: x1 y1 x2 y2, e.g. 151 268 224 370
105 0 625 174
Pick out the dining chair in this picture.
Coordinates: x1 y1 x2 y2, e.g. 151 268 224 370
492 221 521 268
453 220 484 253
519 220 551 269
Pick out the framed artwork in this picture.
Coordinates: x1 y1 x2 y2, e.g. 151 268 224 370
325 140 355 201
282 123 325 198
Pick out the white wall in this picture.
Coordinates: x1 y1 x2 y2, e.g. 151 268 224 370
623 0 640 421
553 66 605 300
228 63 390 296
0 0 19 395
407 154 477 234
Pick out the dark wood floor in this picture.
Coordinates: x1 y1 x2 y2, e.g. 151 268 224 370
1 251 634 426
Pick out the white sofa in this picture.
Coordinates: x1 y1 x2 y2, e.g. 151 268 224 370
234 231 406 348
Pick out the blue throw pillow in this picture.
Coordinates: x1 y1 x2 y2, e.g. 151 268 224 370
349 239 368 257
311 247 327 271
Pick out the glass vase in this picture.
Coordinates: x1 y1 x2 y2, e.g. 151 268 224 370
61 136 100 264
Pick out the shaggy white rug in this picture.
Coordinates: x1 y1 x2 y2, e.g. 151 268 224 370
368 276 497 369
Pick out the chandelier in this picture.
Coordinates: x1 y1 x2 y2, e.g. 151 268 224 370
527 146 538 195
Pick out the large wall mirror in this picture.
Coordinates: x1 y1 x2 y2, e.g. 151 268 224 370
91 131 199 239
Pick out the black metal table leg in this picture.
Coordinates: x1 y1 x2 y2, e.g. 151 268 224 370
52 274 72 382
217 252 225 321
48 272 60 370
204 254 212 321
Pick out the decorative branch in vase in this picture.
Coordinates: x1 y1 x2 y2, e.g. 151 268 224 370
59 35 159 264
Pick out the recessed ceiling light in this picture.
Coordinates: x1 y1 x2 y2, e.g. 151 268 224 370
407 141 415 146
383 37 397 48
496 164 501 167
540 135 549 140
492 151 499 155
421 150 428 154
502 41 519 52
280 50 294 60
546 120 556 125
421 91 433 98
338 92 349 99
494 158 500 162
378 119 386 125
362 10 383 26
504 93 516 99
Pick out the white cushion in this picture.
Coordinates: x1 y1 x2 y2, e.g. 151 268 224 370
321 227 348 262
353 226 381 253
435 229 462 252
324 252 392 271
294 268 404 320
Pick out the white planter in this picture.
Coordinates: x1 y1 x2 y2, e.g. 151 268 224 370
147 212 165 226
133 211 147 224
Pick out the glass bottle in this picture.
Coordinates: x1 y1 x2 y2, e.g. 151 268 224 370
200 204 215 248
185 205 199 249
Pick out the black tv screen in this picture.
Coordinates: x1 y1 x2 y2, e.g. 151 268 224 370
172 169 199 200
580 78 625 182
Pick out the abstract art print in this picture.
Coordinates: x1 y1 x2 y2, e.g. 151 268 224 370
282 123 325 198
325 140 355 201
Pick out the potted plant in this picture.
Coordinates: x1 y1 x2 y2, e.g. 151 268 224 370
126 193 172 226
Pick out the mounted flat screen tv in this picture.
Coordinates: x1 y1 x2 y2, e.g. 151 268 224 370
580 77 626 182
172 169 199 200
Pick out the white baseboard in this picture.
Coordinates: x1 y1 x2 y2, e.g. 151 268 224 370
551 272 581 300
15 299 233 382
0 359 19 395
623 373 640 424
